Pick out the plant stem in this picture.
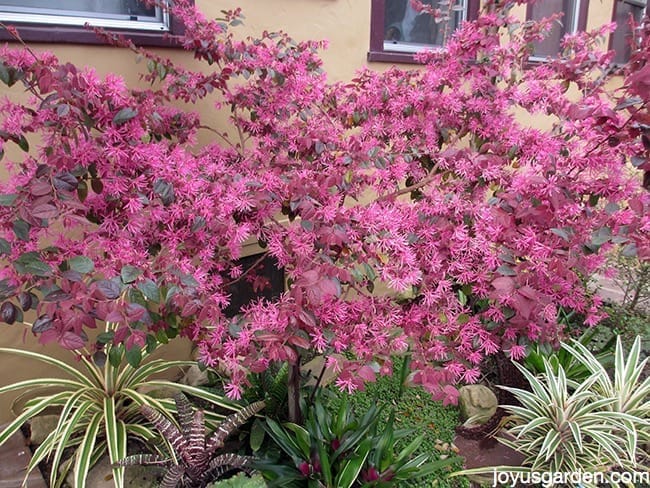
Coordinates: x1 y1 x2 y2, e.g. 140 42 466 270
287 353 302 424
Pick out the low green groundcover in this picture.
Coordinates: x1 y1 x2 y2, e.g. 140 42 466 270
326 356 469 488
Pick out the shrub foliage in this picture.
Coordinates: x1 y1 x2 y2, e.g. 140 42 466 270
0 1 647 403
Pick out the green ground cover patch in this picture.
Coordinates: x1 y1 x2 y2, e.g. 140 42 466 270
326 356 470 488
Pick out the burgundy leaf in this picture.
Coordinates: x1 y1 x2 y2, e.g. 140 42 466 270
53 172 78 192
59 331 85 350
29 181 52 197
43 290 72 302
1 301 17 324
356 365 377 383
32 314 53 333
17 292 33 311
492 277 515 295
31 203 58 220
287 335 310 349
95 280 121 300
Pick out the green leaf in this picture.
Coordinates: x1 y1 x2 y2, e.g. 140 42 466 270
315 436 333 487
550 227 570 242
74 411 103 488
48 398 95 488
284 423 311 459
145 381 241 413
334 397 350 438
77 179 88 202
0 193 17 206
104 397 126 488
14 252 42 274
155 329 169 344
137 279 159 302
263 419 304 462
0 63 9 85
153 179 175 206
0 377 85 397
249 418 265 452
27 429 62 485
0 390 70 447
335 438 372 488
17 135 29 152
112 107 138 126
0 238 10 256
145 334 158 354
394 434 424 464
125 347 142 368
109 344 123 368
69 256 94 274
496 264 517 276
120 265 142 284
25 259 53 277
591 227 612 246
13 219 30 241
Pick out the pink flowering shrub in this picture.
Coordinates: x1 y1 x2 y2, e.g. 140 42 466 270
0 0 647 405
617 12 649 189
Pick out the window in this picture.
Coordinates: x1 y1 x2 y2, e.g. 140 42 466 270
223 253 285 318
0 0 187 46
369 0 480 63
610 0 647 64
526 1 588 59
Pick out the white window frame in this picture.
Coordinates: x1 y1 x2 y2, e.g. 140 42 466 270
0 2 170 32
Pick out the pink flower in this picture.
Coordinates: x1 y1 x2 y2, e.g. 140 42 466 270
507 345 527 361
224 382 243 400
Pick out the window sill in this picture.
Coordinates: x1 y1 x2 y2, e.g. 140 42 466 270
0 23 182 47
367 50 426 64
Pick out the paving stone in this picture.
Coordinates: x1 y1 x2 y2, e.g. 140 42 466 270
0 423 47 488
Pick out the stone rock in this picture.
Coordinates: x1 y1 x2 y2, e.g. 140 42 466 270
28 414 60 445
458 385 498 424
179 364 209 386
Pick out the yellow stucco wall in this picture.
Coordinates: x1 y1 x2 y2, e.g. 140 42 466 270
0 0 622 423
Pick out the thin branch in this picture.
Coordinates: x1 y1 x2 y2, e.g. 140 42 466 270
234 114 248 152
374 163 440 203
223 250 270 288
197 124 240 152
0 22 40 63
309 358 329 405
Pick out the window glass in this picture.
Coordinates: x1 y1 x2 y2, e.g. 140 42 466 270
611 0 647 64
0 0 154 17
384 0 466 52
0 0 165 29
529 0 580 58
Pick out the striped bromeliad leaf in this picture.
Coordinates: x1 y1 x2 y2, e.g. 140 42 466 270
116 393 265 487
